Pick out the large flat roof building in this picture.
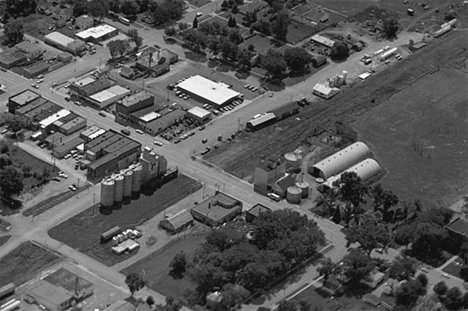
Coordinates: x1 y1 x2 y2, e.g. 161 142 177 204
191 192 243 227
25 281 74 311
0 49 27 69
16 97 48 115
76 24 118 42
117 91 154 114
88 85 130 109
8 89 41 113
177 75 241 107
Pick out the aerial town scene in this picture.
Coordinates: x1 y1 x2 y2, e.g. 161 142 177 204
0 0 466 310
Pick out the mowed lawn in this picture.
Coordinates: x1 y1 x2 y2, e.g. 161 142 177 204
121 232 209 298
0 241 61 287
286 19 318 44
49 174 202 266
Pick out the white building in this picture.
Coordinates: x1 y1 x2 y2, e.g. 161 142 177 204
177 75 241 107
311 34 335 48
187 106 211 123
313 83 340 99
76 24 118 43
40 109 71 130
88 85 130 109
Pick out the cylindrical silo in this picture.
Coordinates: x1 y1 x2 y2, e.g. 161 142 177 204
114 174 124 202
132 164 142 193
285 153 301 170
296 181 309 199
123 170 133 198
100 179 115 207
286 186 302 204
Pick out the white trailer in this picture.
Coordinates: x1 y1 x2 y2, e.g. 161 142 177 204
379 47 398 60
0 300 21 311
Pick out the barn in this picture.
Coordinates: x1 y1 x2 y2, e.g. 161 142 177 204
311 141 371 179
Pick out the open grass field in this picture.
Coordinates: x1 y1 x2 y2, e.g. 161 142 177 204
0 241 61 287
205 30 468 208
121 230 209 298
442 257 466 280
0 235 10 248
49 174 202 266
241 34 284 55
286 19 319 44
353 66 467 208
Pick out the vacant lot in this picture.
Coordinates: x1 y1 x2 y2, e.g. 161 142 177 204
241 34 284 55
205 31 468 208
49 174 202 266
287 19 319 44
121 230 209 299
0 241 61 287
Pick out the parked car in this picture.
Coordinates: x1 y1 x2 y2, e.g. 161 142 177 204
68 185 77 191
136 129 144 134
98 111 106 117
153 140 163 146
74 101 82 106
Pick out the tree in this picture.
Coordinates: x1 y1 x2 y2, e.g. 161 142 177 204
277 300 297 311
333 171 368 209
164 26 177 36
395 279 425 308
72 0 89 16
125 272 146 297
389 255 416 281
332 204 341 224
317 258 336 284
146 295 155 306
371 184 399 217
460 265 468 282
221 284 250 309
107 40 130 58
445 287 462 310
243 11 257 25
121 0 140 16
87 0 108 21
394 224 414 249
231 4 238 14
445 10 457 21
341 249 375 284
6 0 37 17
127 28 143 49
237 48 253 70
433 281 448 296
383 18 399 39
462 291 468 309
169 251 187 275
228 15 237 28
221 0 229 10
411 221 448 259
330 41 350 61
4 20 24 45
284 47 312 73
343 211 391 255
261 49 286 80
0 167 24 199
192 16 198 28
271 9 289 41
252 19 271 35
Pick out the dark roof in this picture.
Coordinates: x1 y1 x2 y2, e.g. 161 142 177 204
131 105 155 118
88 140 140 170
0 49 26 65
146 109 186 132
16 97 48 115
86 131 117 150
89 134 122 153
446 217 468 238
161 209 193 231
247 204 271 218
54 137 85 154
363 293 381 307
276 174 296 192
191 192 242 222
271 102 299 117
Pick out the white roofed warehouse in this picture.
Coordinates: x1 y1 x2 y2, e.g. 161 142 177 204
177 75 241 108
187 106 211 123
311 142 371 179
322 158 382 189
76 24 118 43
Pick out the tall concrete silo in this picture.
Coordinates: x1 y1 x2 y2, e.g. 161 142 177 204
286 186 302 204
123 169 133 198
285 152 301 171
113 174 124 202
132 164 142 193
100 178 115 207
295 181 309 199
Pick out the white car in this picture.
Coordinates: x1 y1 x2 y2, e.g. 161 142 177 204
136 129 144 135
68 185 77 191
196 12 203 17
153 140 163 146
64 154 72 159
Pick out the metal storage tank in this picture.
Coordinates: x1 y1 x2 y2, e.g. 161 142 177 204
123 170 133 197
132 164 142 192
101 178 115 207
285 153 301 170
114 175 124 202
296 181 309 199
112 237 119 246
286 186 302 204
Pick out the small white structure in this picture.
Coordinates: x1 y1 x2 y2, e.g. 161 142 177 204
359 72 372 80
76 24 118 43
379 47 398 61
313 83 340 99
311 34 335 48
187 106 211 123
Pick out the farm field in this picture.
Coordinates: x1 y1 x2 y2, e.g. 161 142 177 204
0 241 61 287
121 229 209 299
49 174 202 266
205 30 468 208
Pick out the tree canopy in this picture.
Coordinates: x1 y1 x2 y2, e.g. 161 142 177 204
4 20 24 45
389 255 417 281
107 40 131 58
270 9 289 41
284 47 312 72
127 28 143 49
383 18 399 39
262 49 287 80
395 279 426 308
341 249 375 284
151 0 186 26
6 0 37 17
330 41 350 61
0 166 24 199
433 281 448 296
125 272 146 297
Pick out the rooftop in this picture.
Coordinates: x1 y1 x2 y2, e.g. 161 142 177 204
10 89 40 106
76 24 117 40
120 91 154 107
139 111 160 122
0 49 26 65
108 85 131 96
89 140 140 170
188 106 211 118
28 281 73 305
247 112 276 127
247 204 271 218
192 192 243 222
81 125 102 137
73 76 95 87
43 268 94 293
162 209 193 231
90 89 120 103
177 75 240 106
45 31 75 46
146 109 186 133
447 217 468 238
60 116 86 131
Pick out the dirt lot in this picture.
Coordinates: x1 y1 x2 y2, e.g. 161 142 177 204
49 174 202 266
0 241 61 287
121 228 209 299
205 30 468 207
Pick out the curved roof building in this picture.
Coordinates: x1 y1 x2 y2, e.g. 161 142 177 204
324 158 382 188
311 142 370 179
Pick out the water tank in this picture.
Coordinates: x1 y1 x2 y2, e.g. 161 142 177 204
132 164 142 192
112 237 118 246
285 153 301 170
286 186 302 204
100 179 115 207
123 170 133 197
113 175 124 202
296 181 309 199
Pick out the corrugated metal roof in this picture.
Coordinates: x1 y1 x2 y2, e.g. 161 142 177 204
247 113 276 127
163 209 193 231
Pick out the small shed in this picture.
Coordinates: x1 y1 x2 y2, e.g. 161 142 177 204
160 209 194 233
206 291 223 309
311 55 327 68
187 106 211 123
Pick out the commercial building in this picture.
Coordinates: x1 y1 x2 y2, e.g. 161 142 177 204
25 281 74 311
86 130 141 180
39 109 71 130
177 75 241 108
120 66 136 80
246 204 271 223
76 24 118 43
0 49 27 69
15 97 48 115
253 161 287 195
15 41 45 59
55 115 87 135
22 61 50 79
116 91 154 115
187 106 211 123
191 192 243 227
271 102 299 121
24 101 61 122
53 136 85 158
160 209 194 233
87 85 130 109
44 32 86 55
8 89 41 113
311 34 335 48
76 14 94 30
311 142 371 179
145 108 186 136
313 83 340 99
69 77 112 98
80 125 103 141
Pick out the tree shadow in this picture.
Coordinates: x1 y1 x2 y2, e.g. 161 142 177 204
184 51 207 63
260 79 285 92
169 269 186 280
234 70 250 80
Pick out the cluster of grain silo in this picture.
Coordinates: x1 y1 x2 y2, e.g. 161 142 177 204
100 163 144 207
286 186 302 204
295 181 309 199
284 152 301 171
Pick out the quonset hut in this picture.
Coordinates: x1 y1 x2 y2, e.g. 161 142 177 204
321 158 382 190
311 142 370 179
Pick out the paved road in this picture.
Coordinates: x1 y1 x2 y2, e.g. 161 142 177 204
0 18 426 309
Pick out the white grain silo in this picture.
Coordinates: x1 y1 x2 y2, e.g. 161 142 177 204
114 174 124 202
285 152 301 171
100 178 115 207
123 169 133 198
112 236 119 246
296 181 309 199
132 164 142 192
286 186 302 204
